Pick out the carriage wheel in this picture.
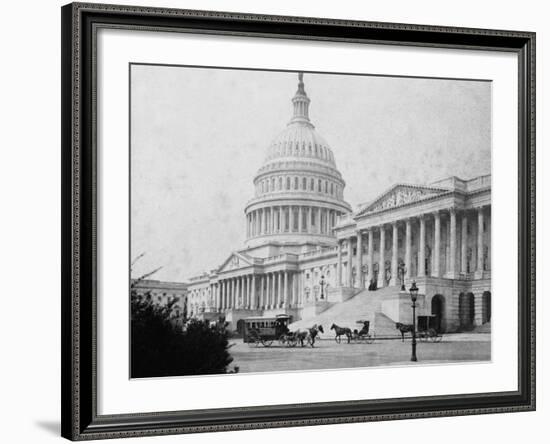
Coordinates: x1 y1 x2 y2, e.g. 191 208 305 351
262 340 273 347
366 334 375 344
288 337 298 347
278 335 287 346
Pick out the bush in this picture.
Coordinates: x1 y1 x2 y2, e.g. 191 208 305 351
131 291 236 378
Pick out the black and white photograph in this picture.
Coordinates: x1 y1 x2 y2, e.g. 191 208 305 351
130 66 492 378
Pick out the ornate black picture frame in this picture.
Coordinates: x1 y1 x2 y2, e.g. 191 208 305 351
61 2 535 440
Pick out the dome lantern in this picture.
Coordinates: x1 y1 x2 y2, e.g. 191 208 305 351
290 72 312 125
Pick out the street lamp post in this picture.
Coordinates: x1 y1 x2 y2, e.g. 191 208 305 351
320 275 326 299
409 281 419 362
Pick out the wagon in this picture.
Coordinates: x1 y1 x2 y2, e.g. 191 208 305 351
417 315 443 342
351 320 375 344
243 314 296 347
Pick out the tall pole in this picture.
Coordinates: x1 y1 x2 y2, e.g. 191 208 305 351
411 300 417 362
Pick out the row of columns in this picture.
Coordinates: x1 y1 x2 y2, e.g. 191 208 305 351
336 206 489 288
214 271 297 311
246 206 339 238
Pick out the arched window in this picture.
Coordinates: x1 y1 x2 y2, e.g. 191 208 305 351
302 177 307 190
308 143 312 155
294 177 298 189
330 183 334 195
318 179 322 192
279 177 283 190
310 178 314 190
286 177 291 190
325 181 328 193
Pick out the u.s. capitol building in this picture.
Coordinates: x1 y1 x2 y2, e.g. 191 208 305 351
186 74 491 334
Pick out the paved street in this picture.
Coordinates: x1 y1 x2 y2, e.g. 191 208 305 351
229 333 491 374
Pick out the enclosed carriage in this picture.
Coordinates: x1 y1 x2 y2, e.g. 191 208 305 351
243 314 296 347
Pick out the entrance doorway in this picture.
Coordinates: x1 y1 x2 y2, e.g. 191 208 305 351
431 294 444 332
459 292 475 330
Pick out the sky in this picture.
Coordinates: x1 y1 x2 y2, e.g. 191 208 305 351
130 65 491 282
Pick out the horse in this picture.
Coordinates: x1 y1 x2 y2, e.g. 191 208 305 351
294 324 324 347
330 323 352 343
395 322 414 342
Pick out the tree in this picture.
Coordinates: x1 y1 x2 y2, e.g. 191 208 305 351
131 290 236 378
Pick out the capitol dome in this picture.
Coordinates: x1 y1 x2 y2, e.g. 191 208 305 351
244 73 352 250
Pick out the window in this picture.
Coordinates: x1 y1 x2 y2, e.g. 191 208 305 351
310 178 314 190
325 181 328 193
330 183 334 195
286 177 291 190
318 179 322 192
302 177 307 189
279 177 283 190
294 177 298 189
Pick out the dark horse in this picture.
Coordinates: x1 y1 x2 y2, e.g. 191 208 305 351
330 323 352 343
295 324 324 347
395 322 414 342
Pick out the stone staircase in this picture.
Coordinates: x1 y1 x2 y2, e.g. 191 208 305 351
290 286 402 339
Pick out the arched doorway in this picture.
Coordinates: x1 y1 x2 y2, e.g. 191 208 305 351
482 291 491 323
459 292 475 330
431 294 444 333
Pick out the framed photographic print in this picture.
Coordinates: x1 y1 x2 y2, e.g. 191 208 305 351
61 2 536 440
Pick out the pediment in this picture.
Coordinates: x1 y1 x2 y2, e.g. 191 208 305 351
357 184 448 216
217 252 253 273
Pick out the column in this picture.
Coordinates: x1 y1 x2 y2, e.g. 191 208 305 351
263 209 268 235
298 206 303 233
271 208 276 234
317 208 321 234
390 222 398 285
283 271 289 307
418 216 426 277
232 278 236 309
336 240 343 286
307 207 312 233
224 280 228 310
347 238 353 287
258 276 263 309
278 207 283 233
377 227 386 288
245 276 250 309
405 219 411 279
461 212 468 273
476 207 485 277
251 275 256 309
215 283 220 311
367 229 374 284
446 208 457 278
356 231 363 288
271 272 276 309
433 212 441 277
278 272 283 308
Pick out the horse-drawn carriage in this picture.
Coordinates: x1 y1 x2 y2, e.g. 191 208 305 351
243 314 297 347
417 315 443 342
351 320 375 344
331 321 375 344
